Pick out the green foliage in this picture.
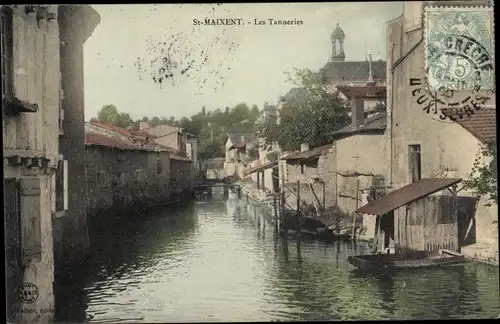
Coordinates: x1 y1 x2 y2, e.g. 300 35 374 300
462 142 498 207
266 151 279 162
256 68 350 151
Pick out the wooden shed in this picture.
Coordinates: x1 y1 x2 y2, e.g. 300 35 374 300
356 178 462 254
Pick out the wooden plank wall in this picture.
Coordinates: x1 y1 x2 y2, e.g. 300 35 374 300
395 195 459 253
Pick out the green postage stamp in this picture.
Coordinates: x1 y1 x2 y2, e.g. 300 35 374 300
424 4 494 92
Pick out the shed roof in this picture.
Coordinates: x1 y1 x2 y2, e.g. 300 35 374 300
356 178 462 216
243 160 278 176
447 107 496 145
336 84 387 99
320 60 387 83
332 111 387 138
228 141 249 151
282 144 333 161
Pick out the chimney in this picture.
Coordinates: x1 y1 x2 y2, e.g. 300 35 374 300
351 96 365 129
301 143 309 152
367 53 375 85
139 121 150 130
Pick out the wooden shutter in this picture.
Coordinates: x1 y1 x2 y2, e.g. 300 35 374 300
20 177 42 264
5 178 21 269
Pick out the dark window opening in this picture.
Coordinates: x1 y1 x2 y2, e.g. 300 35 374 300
55 160 65 211
300 163 305 175
157 152 162 174
408 144 422 183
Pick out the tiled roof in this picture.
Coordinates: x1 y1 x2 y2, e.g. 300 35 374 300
320 60 387 83
447 108 496 145
85 121 178 153
336 84 387 99
91 120 158 138
332 111 387 138
228 142 248 150
282 144 333 161
85 132 139 151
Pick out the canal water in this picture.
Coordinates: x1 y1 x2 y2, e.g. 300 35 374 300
55 190 500 322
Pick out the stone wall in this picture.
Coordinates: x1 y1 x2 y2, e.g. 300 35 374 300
85 146 172 216
170 158 194 198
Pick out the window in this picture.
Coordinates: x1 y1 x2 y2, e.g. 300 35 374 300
119 172 127 185
157 152 162 174
300 163 305 175
408 144 421 183
55 160 68 212
135 169 144 181
1 7 13 99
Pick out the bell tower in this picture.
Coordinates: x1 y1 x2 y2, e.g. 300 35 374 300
331 23 345 62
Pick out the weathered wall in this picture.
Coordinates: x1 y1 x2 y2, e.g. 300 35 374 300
85 146 172 215
390 2 497 250
334 134 386 214
3 5 61 322
170 158 194 197
284 159 327 210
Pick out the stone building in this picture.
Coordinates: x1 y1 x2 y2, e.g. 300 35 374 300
376 1 497 263
281 143 335 211
84 121 194 216
224 132 257 178
2 5 98 322
139 122 188 157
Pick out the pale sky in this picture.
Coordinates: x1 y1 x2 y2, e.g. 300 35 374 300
83 2 403 121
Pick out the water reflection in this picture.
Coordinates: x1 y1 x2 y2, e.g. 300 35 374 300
54 193 500 322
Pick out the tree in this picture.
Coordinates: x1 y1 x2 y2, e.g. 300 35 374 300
151 116 161 127
463 142 497 207
97 104 120 125
256 68 350 151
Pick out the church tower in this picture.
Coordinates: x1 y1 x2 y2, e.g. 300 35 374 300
331 23 345 62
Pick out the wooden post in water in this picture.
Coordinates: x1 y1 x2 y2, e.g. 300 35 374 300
352 177 360 240
296 180 301 249
273 193 278 232
281 191 286 235
322 181 326 211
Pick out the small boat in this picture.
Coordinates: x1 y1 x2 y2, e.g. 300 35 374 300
348 249 466 272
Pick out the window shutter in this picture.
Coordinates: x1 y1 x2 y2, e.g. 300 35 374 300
5 178 21 268
19 177 42 264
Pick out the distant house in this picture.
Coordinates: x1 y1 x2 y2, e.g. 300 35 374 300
139 122 188 157
224 132 258 178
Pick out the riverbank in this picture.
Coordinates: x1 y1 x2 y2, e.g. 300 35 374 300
461 243 499 267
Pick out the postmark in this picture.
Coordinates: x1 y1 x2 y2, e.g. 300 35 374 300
424 5 494 92
18 282 39 304
409 77 492 122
